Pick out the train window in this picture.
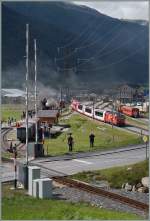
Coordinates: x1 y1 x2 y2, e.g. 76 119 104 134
78 105 83 110
85 108 92 113
95 111 103 117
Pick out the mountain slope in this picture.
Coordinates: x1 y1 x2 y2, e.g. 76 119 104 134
2 2 149 89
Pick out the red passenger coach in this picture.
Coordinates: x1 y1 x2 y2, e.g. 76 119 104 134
118 105 140 118
71 100 125 127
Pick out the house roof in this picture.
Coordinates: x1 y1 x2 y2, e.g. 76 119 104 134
2 88 26 98
37 110 58 118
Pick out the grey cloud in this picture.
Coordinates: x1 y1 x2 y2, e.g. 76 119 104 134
74 1 149 21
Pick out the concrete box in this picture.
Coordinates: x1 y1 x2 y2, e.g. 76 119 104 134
38 178 53 199
33 179 41 198
28 166 40 196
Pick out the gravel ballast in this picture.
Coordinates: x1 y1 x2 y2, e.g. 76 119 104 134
53 184 149 219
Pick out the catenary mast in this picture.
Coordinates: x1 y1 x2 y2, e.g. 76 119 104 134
34 39 38 144
25 24 29 164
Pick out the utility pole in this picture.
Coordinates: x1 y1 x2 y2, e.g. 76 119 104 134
112 95 114 142
34 39 38 144
25 24 29 165
60 87 62 114
92 98 95 119
64 48 71 103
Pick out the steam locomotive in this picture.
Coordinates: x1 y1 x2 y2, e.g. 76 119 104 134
41 98 65 110
71 100 125 126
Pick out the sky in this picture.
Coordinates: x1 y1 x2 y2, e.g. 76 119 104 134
73 1 149 21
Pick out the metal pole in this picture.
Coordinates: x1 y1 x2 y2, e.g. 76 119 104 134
25 24 29 165
60 87 62 114
112 96 114 141
14 150 17 189
146 142 148 160
34 39 38 144
92 98 94 119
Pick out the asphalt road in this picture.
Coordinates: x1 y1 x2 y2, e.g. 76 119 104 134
2 145 149 181
0 163 15 182
32 146 149 177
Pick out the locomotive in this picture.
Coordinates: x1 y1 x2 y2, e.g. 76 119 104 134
118 105 140 118
41 98 65 110
71 100 125 126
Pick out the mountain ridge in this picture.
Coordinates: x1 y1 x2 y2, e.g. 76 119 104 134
2 2 148 89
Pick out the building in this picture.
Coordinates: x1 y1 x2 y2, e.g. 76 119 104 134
37 110 59 125
118 84 136 103
2 88 26 103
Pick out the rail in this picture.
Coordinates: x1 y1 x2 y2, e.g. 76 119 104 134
53 176 149 212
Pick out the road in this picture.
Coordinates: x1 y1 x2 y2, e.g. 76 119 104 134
2 145 149 181
31 145 149 177
0 162 15 182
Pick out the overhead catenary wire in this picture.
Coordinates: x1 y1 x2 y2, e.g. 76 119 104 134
76 22 122 51
76 27 147 68
75 16 110 46
56 21 122 62
56 24 140 71
57 43 146 72
95 28 146 60
59 16 98 49
78 45 147 72
76 25 128 68
53 28 147 73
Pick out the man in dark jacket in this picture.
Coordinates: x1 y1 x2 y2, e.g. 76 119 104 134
89 133 95 147
68 134 74 152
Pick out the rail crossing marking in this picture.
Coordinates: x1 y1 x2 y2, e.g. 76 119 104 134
73 159 93 165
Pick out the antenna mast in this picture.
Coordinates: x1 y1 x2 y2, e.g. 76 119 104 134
25 24 29 164
34 39 38 143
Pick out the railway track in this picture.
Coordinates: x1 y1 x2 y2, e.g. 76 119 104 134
125 120 148 131
1 127 26 160
1 128 12 149
53 176 149 212
75 111 148 136
124 126 148 136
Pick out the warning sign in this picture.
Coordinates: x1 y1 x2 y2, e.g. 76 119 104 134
143 135 149 143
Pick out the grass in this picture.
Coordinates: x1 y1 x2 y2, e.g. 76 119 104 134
143 112 149 118
44 113 142 156
2 184 142 220
2 151 14 159
1 104 24 121
71 160 149 188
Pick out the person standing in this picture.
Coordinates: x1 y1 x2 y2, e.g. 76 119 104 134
9 142 13 152
68 134 74 152
89 133 95 147
13 143 17 153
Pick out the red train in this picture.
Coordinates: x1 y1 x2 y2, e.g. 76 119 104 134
118 105 140 118
71 100 125 126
